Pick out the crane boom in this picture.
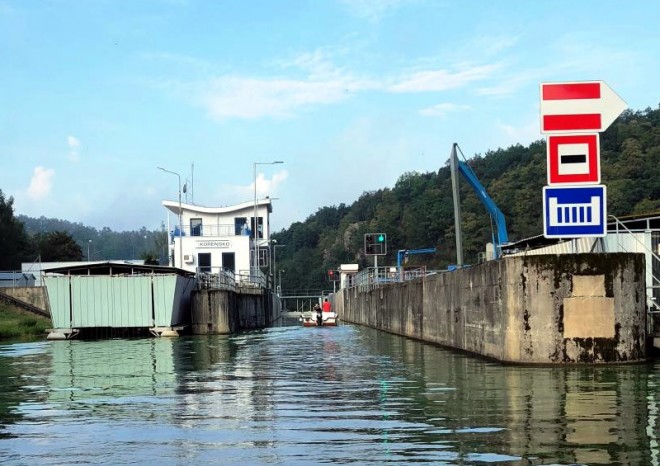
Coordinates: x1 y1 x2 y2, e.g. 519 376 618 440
396 248 437 268
456 160 509 246
450 143 509 261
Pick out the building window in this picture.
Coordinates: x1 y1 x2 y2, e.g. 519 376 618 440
235 217 248 236
190 218 202 237
251 217 263 239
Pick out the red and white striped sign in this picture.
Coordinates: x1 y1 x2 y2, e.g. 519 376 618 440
540 81 627 134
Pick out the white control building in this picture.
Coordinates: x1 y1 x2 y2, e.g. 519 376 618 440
162 198 274 283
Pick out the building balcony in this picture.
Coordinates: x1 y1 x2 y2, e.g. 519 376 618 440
170 224 262 241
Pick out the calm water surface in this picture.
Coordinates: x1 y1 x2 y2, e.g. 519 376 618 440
1 320 659 465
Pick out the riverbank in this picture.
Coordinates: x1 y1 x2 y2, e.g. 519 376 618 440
0 302 51 339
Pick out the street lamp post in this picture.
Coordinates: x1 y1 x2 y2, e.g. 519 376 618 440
87 240 92 262
273 244 286 293
158 166 183 269
253 161 283 281
278 269 285 295
269 239 276 278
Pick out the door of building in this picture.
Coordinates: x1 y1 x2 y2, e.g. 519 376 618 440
222 252 235 273
198 253 211 273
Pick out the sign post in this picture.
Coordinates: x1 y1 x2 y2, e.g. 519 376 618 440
364 233 387 270
540 81 626 239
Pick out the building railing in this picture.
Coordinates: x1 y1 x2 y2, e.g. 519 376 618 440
0 271 36 288
196 267 269 291
170 224 261 240
350 266 436 292
196 267 236 291
609 215 660 314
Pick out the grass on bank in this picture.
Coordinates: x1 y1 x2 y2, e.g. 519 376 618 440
0 302 51 339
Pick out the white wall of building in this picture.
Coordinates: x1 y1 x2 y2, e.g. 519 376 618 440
163 199 274 278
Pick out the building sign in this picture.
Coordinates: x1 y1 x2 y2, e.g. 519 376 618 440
197 240 231 248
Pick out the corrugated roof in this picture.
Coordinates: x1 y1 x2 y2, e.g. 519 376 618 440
42 261 195 277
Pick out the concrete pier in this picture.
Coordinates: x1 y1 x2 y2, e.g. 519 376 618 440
337 253 647 364
191 288 280 334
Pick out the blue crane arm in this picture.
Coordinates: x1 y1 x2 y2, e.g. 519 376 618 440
456 160 509 246
397 248 437 268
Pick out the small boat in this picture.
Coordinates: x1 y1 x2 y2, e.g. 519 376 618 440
300 310 338 327
320 312 338 326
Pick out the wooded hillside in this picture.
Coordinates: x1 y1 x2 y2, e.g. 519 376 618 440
273 105 660 292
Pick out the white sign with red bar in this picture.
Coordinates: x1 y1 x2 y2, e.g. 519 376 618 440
547 133 600 185
540 81 627 134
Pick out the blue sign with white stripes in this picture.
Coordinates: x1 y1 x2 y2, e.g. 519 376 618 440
543 185 607 238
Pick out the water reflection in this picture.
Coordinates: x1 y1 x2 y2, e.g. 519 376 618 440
0 325 658 465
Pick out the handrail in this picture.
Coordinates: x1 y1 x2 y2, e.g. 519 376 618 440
609 215 660 313
609 215 660 286
196 266 236 291
348 266 437 292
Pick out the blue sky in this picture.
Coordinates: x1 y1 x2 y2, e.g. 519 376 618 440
1 0 658 232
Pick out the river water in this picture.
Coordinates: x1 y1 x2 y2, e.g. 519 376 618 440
1 319 659 465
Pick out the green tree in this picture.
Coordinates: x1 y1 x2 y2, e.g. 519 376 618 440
32 231 83 261
0 190 31 269
140 252 160 265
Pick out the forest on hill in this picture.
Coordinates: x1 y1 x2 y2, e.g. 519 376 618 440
271 105 660 293
2 105 658 295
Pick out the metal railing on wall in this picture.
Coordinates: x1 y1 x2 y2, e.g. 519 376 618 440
196 267 236 291
0 271 37 288
350 266 435 292
143 265 271 292
609 215 660 314
170 224 260 240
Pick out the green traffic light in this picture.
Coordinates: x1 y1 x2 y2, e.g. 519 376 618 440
378 234 384 242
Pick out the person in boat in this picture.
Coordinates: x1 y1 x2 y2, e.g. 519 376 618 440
322 298 332 313
314 303 322 326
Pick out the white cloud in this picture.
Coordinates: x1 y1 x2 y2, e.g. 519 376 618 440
210 170 289 207
67 135 80 148
27 166 55 200
420 102 471 118
496 118 540 148
67 135 81 162
197 49 376 119
254 169 288 198
389 63 501 93
196 59 497 120
202 76 353 119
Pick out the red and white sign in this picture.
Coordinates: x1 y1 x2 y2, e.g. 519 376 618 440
547 134 600 185
540 81 627 134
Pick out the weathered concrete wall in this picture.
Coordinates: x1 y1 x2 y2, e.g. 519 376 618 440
3 286 49 312
191 288 280 334
338 253 646 364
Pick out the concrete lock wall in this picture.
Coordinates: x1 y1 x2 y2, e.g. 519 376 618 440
3 286 49 312
191 289 278 334
338 253 647 364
